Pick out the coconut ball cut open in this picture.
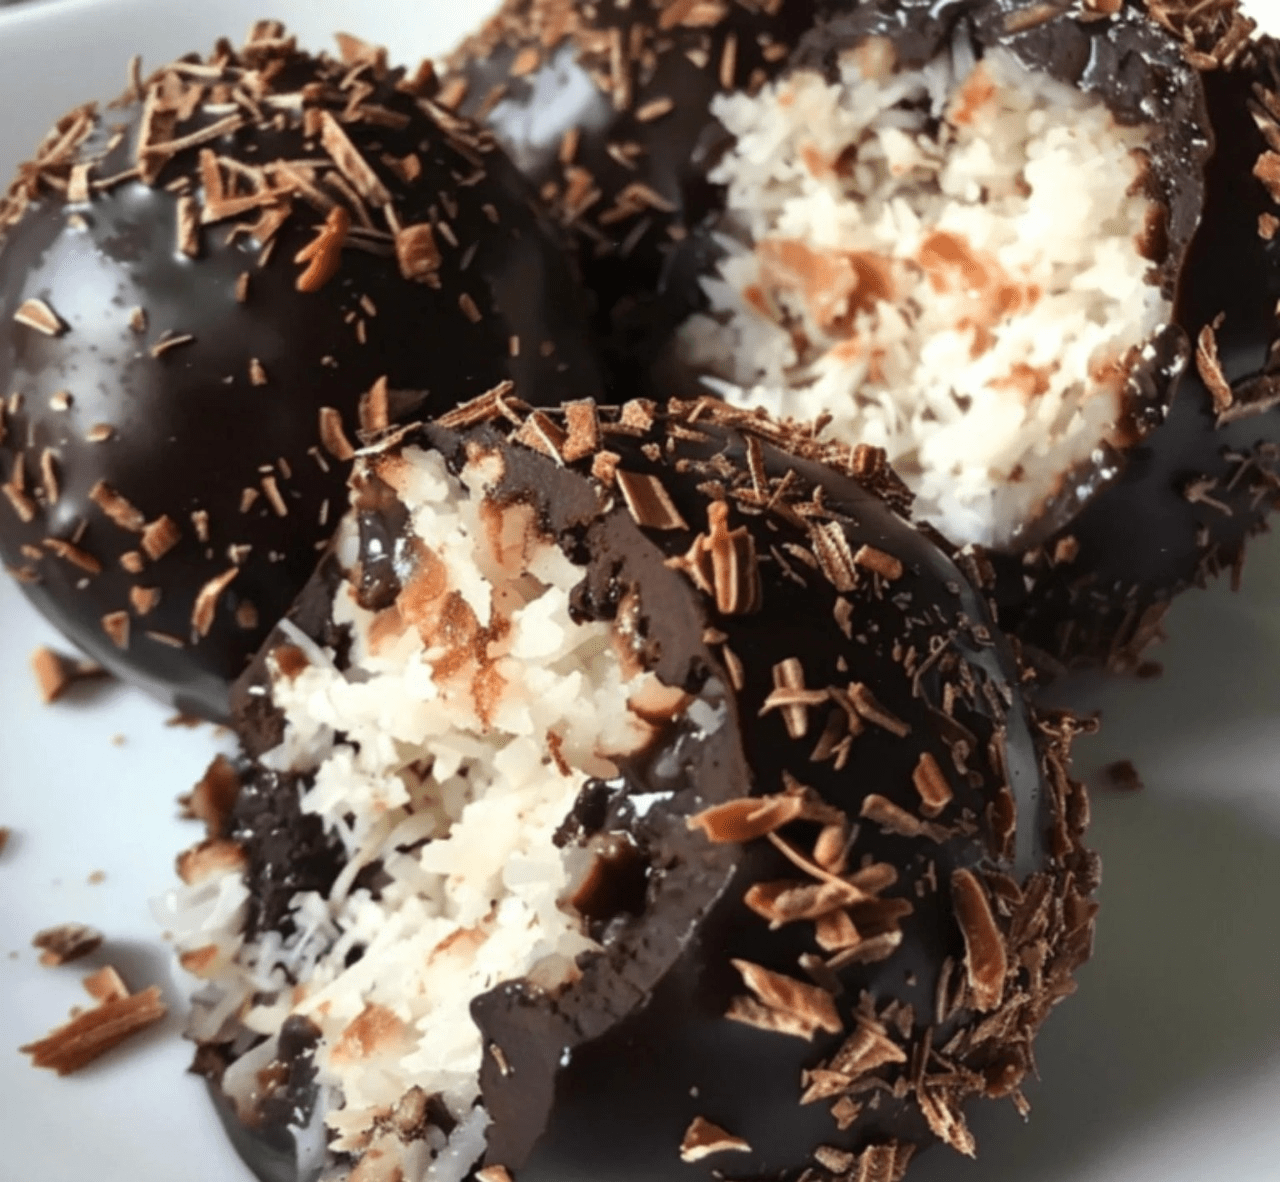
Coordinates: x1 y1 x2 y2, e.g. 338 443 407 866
161 398 1097 1182
677 0 1210 550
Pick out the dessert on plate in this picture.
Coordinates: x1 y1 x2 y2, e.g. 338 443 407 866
161 396 1096 1182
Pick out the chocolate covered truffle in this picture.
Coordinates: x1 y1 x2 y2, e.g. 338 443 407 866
161 397 1096 1182
442 0 820 375
673 0 1209 552
0 21 603 720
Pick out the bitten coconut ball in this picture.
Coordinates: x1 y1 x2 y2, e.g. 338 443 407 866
992 23 1280 675
0 21 603 720
160 396 1096 1182
676 0 1210 550
441 0 820 375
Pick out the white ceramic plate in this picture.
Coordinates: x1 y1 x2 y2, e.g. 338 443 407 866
1 2 1279 1181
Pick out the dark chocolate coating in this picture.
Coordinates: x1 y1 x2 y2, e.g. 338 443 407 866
0 25 604 720
206 403 1094 1182
442 0 819 378
992 36 1280 674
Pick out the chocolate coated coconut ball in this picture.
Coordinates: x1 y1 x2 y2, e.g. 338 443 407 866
164 396 1096 1182
673 0 1209 553
0 21 603 720
993 26 1280 675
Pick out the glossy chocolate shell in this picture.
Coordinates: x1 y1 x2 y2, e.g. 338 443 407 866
992 34 1280 675
0 23 603 720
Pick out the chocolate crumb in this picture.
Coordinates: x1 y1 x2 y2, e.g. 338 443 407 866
1102 759 1144 792
32 923 103 967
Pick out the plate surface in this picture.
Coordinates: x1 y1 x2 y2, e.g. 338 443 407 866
0 3 1279 1182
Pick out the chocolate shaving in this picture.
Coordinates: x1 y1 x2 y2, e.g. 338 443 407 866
687 793 806 843
42 537 101 574
260 474 289 517
319 406 356 461
615 469 688 531
140 515 181 560
191 567 239 637
13 297 66 336
83 966 129 1005
679 1116 752 1162
89 481 145 532
149 332 194 358
295 205 351 293
395 222 442 282
101 611 130 649
318 110 392 206
1253 149 1280 202
176 194 200 257
561 399 601 462
30 646 106 704
860 794 949 843
761 657 827 739
744 879 866 927
20 985 166 1075
728 958 842 1040
1195 318 1232 416
514 410 569 462
705 499 761 614
845 683 910 737
912 752 953 817
1217 373 1280 425
39 449 59 504
854 544 903 581
435 380 521 430
951 869 1007 1012
129 586 161 616
359 375 391 434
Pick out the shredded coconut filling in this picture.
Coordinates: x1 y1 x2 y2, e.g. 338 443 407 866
679 39 1167 547
159 447 673 1182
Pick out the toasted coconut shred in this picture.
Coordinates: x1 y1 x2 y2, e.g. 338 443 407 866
159 447 678 1181
680 38 1167 547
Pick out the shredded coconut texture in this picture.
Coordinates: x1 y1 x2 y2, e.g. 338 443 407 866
159 447 666 1182
679 40 1166 547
